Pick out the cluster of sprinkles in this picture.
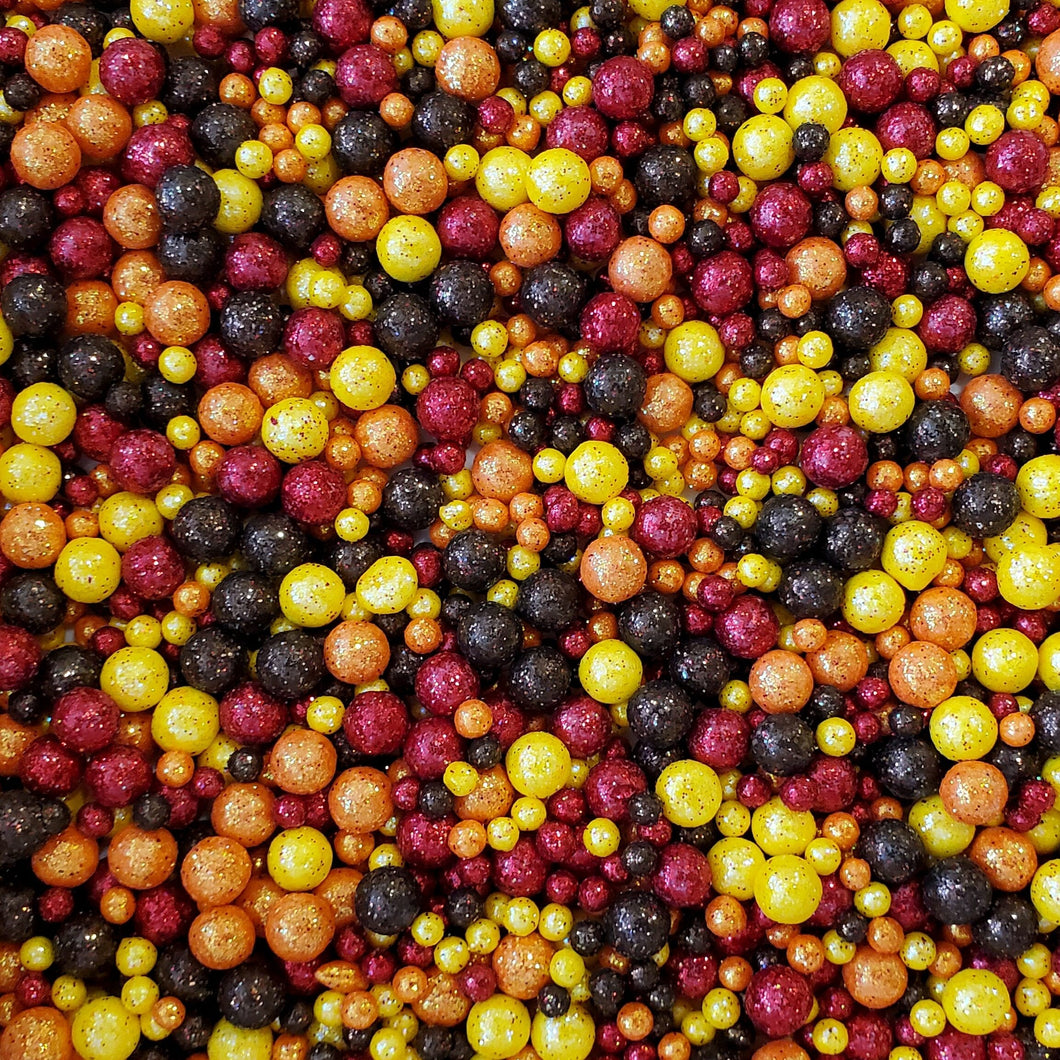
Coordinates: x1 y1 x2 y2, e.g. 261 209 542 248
15 0 1060 1056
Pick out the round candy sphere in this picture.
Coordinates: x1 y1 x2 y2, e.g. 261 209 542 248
942 969 1011 1035
754 854 823 924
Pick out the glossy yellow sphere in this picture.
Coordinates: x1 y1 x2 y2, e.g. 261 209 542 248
732 115 794 182
1039 633 1060 691
663 321 725 383
882 520 947 591
207 1020 273 1060
842 570 906 635
942 969 1011 1035
98 492 164 551
72 997 141 1060
708 837 766 899
985 510 1047 562
831 0 890 55
656 760 722 828
869 328 927 381
268 826 333 890
564 441 629 504
376 216 442 283
1032 859 1060 922
280 563 347 626
355 556 419 615
330 346 397 411
945 0 1009 32
997 544 1060 610
475 147 531 211
0 443 62 502
466 996 531 1059
964 229 1030 293
213 170 263 234
578 639 643 704
526 149 591 214
760 365 825 428
11 382 77 446
261 397 329 464
929 695 998 761
432 0 494 35
54 538 122 604
101 646 170 711
754 855 823 924
1018 456 1060 519
783 75 848 133
130 0 193 42
825 127 883 191
848 371 915 432
531 1005 595 1060
151 687 220 755
751 796 817 855
972 627 1038 693
506 733 572 798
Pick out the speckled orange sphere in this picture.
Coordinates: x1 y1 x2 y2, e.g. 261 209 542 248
492 933 555 999
108 825 178 890
842 947 907 1009
435 37 500 101
329 767 393 834
908 587 978 651
265 892 335 962
103 184 160 250
749 650 814 714
211 782 276 847
354 405 419 468
324 620 391 684
960 374 1023 438
11 121 81 190
64 95 132 161
753 1042 809 1060
181 835 253 907
144 280 211 346
970 826 1037 891
112 250 164 304
198 383 264 445
454 764 514 822
472 440 533 501
1037 28 1060 92
269 728 338 795
315 867 363 929
940 761 1009 826
785 238 847 300
580 535 648 604
0 717 40 777
26 91 77 124
608 236 672 302
888 640 958 710
0 502 66 569
640 373 694 434
411 971 472 1027
237 875 283 935
30 826 98 888
193 0 244 34
66 279 119 335
806 630 869 692
943 150 986 189
499 203 563 268
189 904 256 969
25 24 91 93
0 1007 73 1060
249 353 314 404
383 148 448 214
325 176 389 241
